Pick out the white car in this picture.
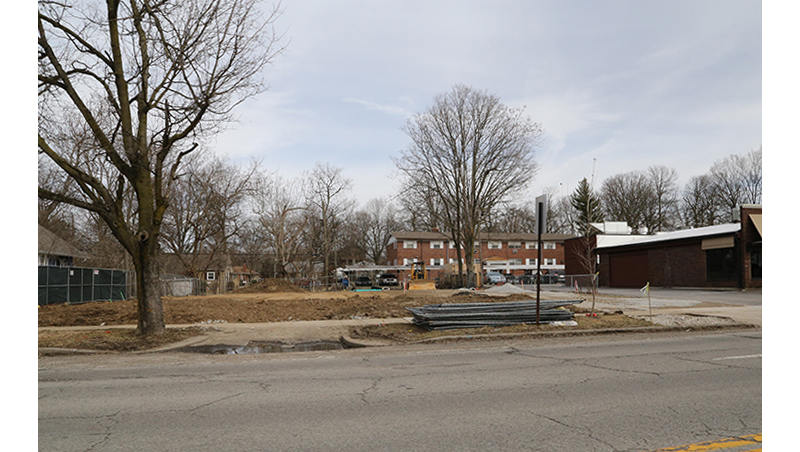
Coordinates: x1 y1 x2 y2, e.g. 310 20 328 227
485 272 506 284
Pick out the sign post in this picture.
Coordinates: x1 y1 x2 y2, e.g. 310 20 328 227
535 194 547 325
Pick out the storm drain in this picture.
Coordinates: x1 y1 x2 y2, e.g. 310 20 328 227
179 340 345 354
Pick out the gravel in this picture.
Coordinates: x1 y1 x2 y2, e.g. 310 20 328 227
634 313 738 327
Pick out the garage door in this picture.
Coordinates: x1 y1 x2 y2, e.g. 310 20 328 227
608 251 649 288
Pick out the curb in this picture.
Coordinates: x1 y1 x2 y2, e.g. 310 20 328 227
406 322 759 345
39 321 759 356
340 334 393 349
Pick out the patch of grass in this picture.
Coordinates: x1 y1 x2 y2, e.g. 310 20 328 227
350 313 655 343
38 327 205 352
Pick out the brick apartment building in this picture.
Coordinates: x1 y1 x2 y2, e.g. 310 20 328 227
386 231 575 281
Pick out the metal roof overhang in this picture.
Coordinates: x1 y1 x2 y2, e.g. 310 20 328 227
749 214 762 238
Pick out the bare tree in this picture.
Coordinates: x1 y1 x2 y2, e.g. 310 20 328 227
709 147 762 212
680 174 720 228
355 198 403 264
644 165 680 233
305 163 355 276
601 171 652 233
486 202 536 234
397 184 445 232
38 0 284 335
544 188 577 235
160 155 258 277
252 173 308 277
396 85 542 287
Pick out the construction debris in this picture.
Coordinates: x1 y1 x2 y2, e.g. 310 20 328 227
405 299 584 330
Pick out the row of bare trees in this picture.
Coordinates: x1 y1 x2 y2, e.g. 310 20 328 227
40 153 407 277
474 147 762 237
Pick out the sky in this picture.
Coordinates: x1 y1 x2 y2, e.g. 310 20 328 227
210 0 763 207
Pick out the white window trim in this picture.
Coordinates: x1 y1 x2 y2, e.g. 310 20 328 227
488 241 502 250
403 240 417 249
206 271 216 281
525 242 537 249
430 240 444 249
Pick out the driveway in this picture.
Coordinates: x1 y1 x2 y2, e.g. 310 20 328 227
544 285 762 326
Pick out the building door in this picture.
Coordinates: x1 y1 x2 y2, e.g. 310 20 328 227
608 251 649 288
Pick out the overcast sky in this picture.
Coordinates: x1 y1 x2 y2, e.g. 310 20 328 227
211 0 762 207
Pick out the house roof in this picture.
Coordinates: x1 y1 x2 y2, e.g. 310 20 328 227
595 223 741 251
38 225 89 259
389 231 575 243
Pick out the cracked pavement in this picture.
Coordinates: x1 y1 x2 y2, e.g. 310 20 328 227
39 330 760 451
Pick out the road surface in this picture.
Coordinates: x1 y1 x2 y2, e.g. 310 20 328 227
39 330 761 451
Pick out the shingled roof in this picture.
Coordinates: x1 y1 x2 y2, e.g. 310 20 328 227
38 225 89 260
390 231 575 242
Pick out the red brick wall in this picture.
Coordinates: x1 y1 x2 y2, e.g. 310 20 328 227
386 237 567 277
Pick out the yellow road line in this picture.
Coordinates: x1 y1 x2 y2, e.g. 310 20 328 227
645 434 762 451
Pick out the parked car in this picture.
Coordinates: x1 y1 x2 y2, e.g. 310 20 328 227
550 269 565 284
485 272 506 285
377 273 399 287
354 276 372 287
517 274 535 285
505 274 517 284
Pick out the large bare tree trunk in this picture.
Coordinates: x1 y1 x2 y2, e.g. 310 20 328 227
135 240 165 335
38 0 284 336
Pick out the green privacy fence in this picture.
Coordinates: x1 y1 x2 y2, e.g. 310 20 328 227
38 266 131 305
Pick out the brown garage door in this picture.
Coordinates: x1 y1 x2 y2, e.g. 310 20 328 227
608 251 649 288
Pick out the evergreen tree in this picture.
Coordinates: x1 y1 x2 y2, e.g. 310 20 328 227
570 178 604 235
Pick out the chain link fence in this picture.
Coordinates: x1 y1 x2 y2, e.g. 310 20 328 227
288 275 346 292
564 274 599 293
159 274 206 297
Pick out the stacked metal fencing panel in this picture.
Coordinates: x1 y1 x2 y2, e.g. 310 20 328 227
38 266 130 305
406 299 583 330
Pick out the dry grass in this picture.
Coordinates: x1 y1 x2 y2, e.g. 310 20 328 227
38 327 205 352
349 312 655 343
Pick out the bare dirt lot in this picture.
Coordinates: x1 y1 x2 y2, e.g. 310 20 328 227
38 279 745 352
38 279 484 327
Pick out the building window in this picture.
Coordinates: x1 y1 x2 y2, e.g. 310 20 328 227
543 242 556 250
403 258 411 266
510 258 523 265
544 258 556 266
706 248 737 281
525 242 537 249
527 258 537 266
403 240 417 249
430 240 444 249
206 271 216 281
488 241 502 249
431 258 443 266
508 241 521 249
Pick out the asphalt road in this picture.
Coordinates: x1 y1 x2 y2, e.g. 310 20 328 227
39 330 761 452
